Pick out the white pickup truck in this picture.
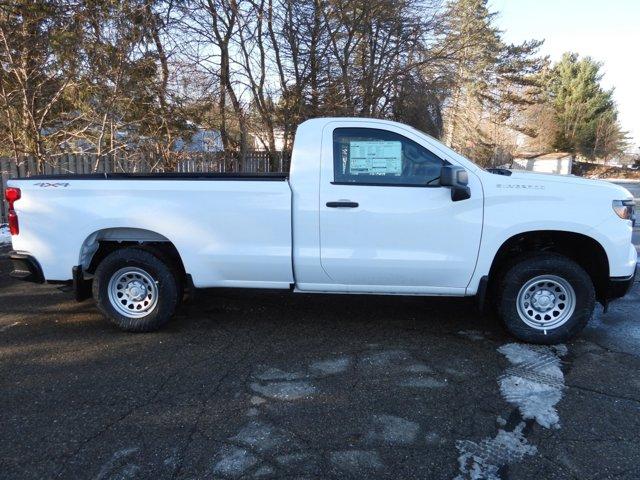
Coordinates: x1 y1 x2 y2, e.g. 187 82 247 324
5 118 637 343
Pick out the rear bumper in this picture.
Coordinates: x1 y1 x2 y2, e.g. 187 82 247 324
606 264 637 300
9 251 44 283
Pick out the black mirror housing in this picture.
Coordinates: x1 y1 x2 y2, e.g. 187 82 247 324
440 165 470 201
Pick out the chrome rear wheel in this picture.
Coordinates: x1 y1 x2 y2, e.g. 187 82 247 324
94 248 179 332
108 267 159 318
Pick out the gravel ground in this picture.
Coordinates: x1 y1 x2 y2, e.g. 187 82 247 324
1 234 639 479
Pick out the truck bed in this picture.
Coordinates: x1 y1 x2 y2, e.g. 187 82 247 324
8 175 294 286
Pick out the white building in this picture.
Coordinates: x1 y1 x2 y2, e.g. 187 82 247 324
251 128 286 151
512 152 574 175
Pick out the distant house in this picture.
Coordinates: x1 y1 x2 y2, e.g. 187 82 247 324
174 129 223 153
512 152 574 175
174 128 285 153
58 129 141 153
251 128 286 152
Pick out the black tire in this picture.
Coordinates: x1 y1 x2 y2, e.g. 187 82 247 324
498 253 595 344
92 248 179 332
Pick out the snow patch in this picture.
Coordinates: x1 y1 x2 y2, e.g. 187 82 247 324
230 421 301 453
405 363 433 373
250 381 316 401
0 224 10 245
330 450 383 474
452 343 567 476
254 367 305 381
359 349 411 368
455 423 537 480
424 431 442 445
457 330 485 341
498 343 566 428
94 447 140 480
162 448 179 470
275 452 321 474
275 452 314 466
443 367 468 378
249 395 266 406
211 445 258 478
252 464 274 477
364 414 419 445
310 356 350 375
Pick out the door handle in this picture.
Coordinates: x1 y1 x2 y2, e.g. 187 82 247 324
326 201 359 208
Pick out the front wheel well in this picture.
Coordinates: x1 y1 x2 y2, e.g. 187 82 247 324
487 231 609 304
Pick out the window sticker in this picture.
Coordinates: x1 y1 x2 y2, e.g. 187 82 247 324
349 141 402 175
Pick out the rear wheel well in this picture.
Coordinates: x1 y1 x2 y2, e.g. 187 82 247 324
88 241 186 280
80 228 186 282
487 231 609 304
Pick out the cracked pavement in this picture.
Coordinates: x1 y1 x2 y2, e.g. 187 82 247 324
1 230 639 479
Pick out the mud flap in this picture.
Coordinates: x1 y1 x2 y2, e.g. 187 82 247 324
73 266 92 302
476 276 489 314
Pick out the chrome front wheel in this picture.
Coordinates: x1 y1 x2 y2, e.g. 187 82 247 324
499 254 594 344
516 274 576 330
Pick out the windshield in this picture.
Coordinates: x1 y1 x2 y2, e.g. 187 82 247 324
407 125 485 172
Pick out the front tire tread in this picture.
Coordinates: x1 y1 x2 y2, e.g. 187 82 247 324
498 253 595 344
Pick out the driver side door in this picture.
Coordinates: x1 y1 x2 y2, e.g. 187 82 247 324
319 123 483 294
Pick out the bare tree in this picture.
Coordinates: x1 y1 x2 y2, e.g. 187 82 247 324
0 0 582 174
0 1 81 172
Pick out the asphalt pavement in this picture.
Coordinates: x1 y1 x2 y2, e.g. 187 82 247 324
1 233 640 479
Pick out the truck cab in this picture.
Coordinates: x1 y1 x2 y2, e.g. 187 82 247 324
290 118 484 295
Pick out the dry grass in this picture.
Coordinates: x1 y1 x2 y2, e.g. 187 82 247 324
572 162 640 179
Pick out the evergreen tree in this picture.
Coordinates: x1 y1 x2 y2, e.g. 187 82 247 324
439 0 544 164
548 52 625 158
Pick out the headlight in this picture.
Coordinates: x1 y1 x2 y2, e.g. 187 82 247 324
612 199 636 225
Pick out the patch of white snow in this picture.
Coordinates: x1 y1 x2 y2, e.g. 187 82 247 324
497 343 566 429
254 367 306 381
364 414 419 445
250 381 316 401
0 224 10 245
457 330 485 341
310 356 350 375
455 422 537 480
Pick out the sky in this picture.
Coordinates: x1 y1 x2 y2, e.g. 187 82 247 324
490 0 640 152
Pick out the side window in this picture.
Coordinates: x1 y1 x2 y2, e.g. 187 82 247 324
333 128 445 186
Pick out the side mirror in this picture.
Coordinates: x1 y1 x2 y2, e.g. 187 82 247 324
440 165 470 201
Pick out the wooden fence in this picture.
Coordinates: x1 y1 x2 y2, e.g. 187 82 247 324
0 151 290 223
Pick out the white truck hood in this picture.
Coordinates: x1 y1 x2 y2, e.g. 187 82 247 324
504 170 634 200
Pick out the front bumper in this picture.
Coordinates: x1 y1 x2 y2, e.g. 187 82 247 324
9 251 44 283
606 264 637 300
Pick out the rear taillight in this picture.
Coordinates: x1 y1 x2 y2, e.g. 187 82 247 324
5 187 21 204
4 187 21 235
8 210 19 235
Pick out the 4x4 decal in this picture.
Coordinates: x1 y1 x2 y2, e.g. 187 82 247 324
34 182 70 188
